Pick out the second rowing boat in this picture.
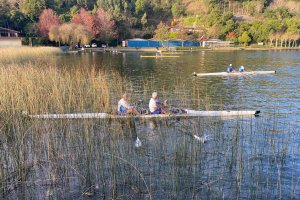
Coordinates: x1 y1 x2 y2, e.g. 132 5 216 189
193 71 276 76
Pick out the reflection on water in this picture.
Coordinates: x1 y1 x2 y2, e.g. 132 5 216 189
5 116 300 199
3 50 300 199
57 50 300 119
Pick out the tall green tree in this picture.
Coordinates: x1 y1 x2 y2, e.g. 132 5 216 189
238 31 251 46
97 0 133 20
135 0 147 14
171 2 185 17
141 12 147 27
22 0 46 21
154 22 169 41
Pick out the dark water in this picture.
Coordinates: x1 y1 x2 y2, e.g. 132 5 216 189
51 50 300 198
59 50 300 122
6 50 300 199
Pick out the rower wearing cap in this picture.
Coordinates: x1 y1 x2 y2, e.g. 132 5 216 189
117 93 139 115
227 64 234 73
156 50 162 57
239 65 245 72
149 92 169 114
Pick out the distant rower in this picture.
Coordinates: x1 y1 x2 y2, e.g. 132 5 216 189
227 64 234 73
117 93 139 115
156 47 162 57
156 50 162 57
239 65 245 72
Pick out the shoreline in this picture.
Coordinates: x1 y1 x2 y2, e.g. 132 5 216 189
82 46 300 53
63 46 300 53
210 47 300 51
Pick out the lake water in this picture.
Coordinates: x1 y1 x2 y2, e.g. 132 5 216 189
6 49 300 199
59 50 300 123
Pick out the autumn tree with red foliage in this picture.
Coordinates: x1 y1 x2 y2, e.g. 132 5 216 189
37 9 61 38
226 32 239 42
72 8 100 37
94 8 117 45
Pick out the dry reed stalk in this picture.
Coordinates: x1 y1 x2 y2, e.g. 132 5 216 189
0 62 124 116
0 47 61 64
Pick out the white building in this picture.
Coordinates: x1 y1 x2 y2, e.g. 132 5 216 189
202 39 234 48
0 27 22 47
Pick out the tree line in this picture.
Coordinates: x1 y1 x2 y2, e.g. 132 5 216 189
181 3 300 47
0 0 299 47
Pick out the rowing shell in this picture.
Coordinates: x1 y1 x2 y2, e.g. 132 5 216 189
140 55 180 58
161 52 183 55
26 110 260 119
193 71 276 76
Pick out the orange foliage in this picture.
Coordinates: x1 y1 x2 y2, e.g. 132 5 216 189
226 32 238 39
37 9 61 38
72 8 100 37
94 8 117 43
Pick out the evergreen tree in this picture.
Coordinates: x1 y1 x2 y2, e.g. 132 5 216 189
154 22 169 41
22 0 46 21
238 31 251 46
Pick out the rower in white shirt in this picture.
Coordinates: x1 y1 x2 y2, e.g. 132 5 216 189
117 93 139 115
149 92 169 114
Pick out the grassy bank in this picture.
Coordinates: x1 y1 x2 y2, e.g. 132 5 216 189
0 46 130 116
0 63 122 115
0 47 61 64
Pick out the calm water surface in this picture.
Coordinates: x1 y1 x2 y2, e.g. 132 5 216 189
59 50 300 123
53 50 300 199
7 50 300 199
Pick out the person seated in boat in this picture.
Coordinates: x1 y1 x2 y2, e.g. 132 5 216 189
149 92 170 114
156 48 162 57
239 65 245 72
117 93 140 115
227 64 235 73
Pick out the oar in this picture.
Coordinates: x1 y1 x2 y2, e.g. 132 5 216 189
171 117 212 143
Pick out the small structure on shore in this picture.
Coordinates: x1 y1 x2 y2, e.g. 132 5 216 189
124 38 201 48
161 39 200 47
0 27 22 47
202 39 234 48
125 38 160 48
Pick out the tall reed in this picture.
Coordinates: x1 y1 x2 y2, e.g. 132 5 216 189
0 63 125 116
0 49 297 199
0 47 61 64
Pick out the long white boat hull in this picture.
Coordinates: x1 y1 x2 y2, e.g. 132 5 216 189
185 110 260 116
26 110 260 119
140 55 180 58
193 71 276 76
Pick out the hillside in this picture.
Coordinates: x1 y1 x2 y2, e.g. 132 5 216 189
0 0 299 46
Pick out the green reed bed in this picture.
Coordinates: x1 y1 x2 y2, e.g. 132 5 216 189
0 53 299 199
1 105 298 199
